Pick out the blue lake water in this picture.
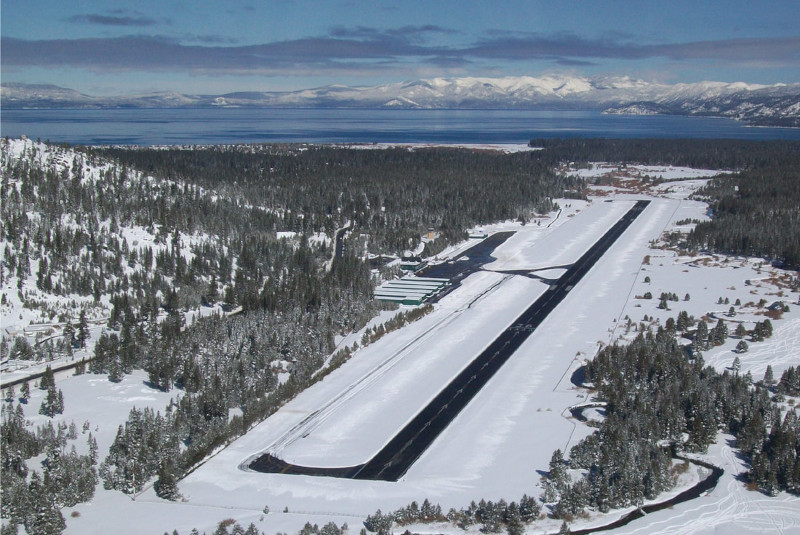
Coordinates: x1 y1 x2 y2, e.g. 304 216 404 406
2 108 799 146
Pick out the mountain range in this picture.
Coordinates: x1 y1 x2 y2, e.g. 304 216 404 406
3 76 799 127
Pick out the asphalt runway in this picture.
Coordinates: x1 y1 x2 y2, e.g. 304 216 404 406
247 200 650 480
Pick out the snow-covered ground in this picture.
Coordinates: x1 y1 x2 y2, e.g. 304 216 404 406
485 199 634 271
565 162 727 181
4 159 799 535
346 143 540 153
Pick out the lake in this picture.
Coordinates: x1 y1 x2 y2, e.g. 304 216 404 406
2 108 799 146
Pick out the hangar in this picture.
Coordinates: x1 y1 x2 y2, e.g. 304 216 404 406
374 276 449 305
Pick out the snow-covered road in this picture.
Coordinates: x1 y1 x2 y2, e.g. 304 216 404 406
607 436 800 535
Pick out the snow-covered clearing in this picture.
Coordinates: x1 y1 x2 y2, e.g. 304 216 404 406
565 162 726 181
277 231 332 248
13 370 176 461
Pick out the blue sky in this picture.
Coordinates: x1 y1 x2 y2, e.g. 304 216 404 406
2 0 799 95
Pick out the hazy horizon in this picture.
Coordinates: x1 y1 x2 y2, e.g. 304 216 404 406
2 1 799 96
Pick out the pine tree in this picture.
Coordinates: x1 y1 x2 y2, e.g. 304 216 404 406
1 520 20 535
676 310 692 332
0 471 30 527
62 323 75 349
478 500 503 533
695 320 709 350
87 432 98 465
107 353 124 383
504 502 523 535
364 510 393 535
542 478 559 503
762 319 773 338
154 460 182 501
319 523 341 535
38 386 63 418
735 323 747 338
25 472 66 535
752 321 765 342
763 365 775 386
712 318 728 345
39 366 55 391
548 449 569 496
518 494 540 522
76 310 89 349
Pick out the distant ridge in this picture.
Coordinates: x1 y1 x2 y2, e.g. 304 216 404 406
3 76 799 127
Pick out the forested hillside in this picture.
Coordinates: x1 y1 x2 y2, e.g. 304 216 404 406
96 145 580 253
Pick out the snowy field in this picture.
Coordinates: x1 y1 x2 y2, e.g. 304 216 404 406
4 158 799 535
565 162 727 181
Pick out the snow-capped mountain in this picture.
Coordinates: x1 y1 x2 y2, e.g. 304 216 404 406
602 81 800 127
1 83 98 108
3 76 799 126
